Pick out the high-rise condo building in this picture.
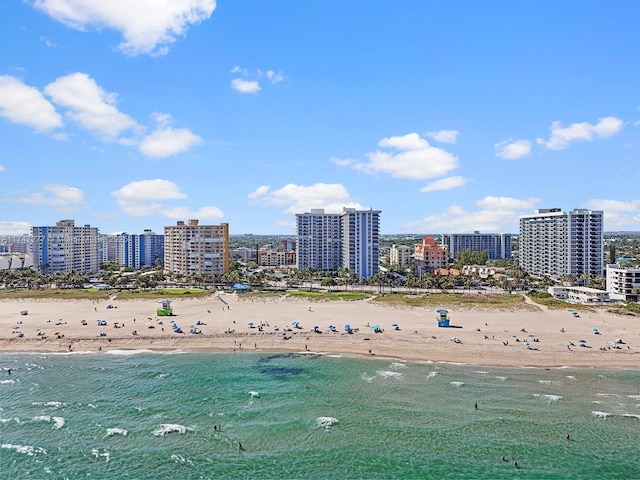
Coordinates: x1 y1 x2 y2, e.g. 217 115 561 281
32 220 99 274
163 220 229 276
295 209 342 272
296 207 380 278
519 208 603 278
441 232 513 261
341 208 381 278
389 244 412 268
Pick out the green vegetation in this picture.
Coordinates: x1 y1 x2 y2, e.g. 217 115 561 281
285 290 371 301
371 292 537 311
0 288 211 300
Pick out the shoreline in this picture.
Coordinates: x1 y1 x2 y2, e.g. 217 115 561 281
1 295 638 370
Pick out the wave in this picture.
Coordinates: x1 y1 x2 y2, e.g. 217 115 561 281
473 371 490 375
171 453 193 464
315 417 338 429
426 371 438 380
32 415 64 429
105 428 128 437
105 349 156 356
361 373 375 383
621 414 640 419
376 370 403 379
91 448 110 462
249 391 260 398
628 395 640 400
592 411 611 419
31 401 66 408
450 382 464 388
538 380 559 386
390 362 407 370
495 376 507 381
566 376 576 380
533 394 563 402
153 424 188 437
0 379 15 384
2 443 47 456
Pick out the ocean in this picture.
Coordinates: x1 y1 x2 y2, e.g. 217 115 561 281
1 351 639 479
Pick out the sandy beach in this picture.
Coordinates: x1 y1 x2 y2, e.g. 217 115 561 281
1 293 638 368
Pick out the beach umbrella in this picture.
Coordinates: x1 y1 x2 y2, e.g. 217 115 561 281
313 325 319 329
248 322 254 326
169 320 175 323
528 334 535 337
578 339 587 343
345 324 351 331
54 332 59 336
391 323 398 327
328 325 335 329
436 309 448 313
13 325 20 329
591 328 598 332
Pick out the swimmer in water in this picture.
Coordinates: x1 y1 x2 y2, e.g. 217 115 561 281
565 432 570 441
514 461 518 468
474 402 478 410
501 455 506 462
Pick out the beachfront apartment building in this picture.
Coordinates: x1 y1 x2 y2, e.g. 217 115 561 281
414 236 449 276
106 230 164 269
31 220 99 274
606 264 640 303
519 208 603 278
341 208 380 278
296 207 380 278
389 244 412 268
296 209 342 272
163 220 229 276
441 232 513 261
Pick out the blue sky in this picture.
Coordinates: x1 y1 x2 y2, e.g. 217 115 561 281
1 1 639 236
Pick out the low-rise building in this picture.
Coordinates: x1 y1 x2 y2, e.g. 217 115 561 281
547 285 610 304
606 264 640 303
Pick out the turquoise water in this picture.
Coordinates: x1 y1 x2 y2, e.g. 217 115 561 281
1 351 639 479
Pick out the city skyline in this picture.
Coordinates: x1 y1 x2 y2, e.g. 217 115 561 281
1 1 639 236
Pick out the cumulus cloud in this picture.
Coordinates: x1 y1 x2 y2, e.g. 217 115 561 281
13 184 85 212
0 221 32 235
406 196 540 232
0 75 63 132
266 70 284 84
139 127 201 158
44 72 139 141
425 129 459 144
583 198 640 230
420 176 469 192
495 138 532 160
536 116 623 150
231 78 261 94
0 165 5 172
112 179 223 219
32 0 216 56
334 133 459 180
248 183 365 214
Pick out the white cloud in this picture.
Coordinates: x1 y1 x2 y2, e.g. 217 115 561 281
337 133 459 180
32 0 216 56
231 78 260 94
14 184 85 212
406 196 539 232
583 198 640 230
112 179 223 219
329 156 356 167
0 221 32 235
0 75 63 132
248 183 365 214
44 72 139 141
0 165 5 172
266 70 284 84
495 138 532 160
230 65 248 75
537 116 624 150
139 127 201 158
425 129 459 144
420 176 469 192
40 36 56 47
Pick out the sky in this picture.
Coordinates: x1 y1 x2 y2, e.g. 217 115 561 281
0 1 639 237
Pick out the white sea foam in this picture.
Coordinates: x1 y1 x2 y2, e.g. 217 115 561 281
31 401 66 408
450 382 464 388
315 417 338 429
592 401 603 404
361 373 375 383
426 371 438 380
249 391 260 398
91 448 110 462
327 355 342 358
106 428 128 437
538 380 559 386
621 414 640 419
88 404 97 409
566 376 576 380
495 376 507 381
596 393 620 398
153 424 188 437
376 370 403 379
0 379 15 384
390 362 407 370
474 371 489 375
2 443 47 456
105 349 155 356
52 417 64 429
171 453 193 464
33 415 50 422
0 417 18 423
592 411 611 419
628 395 640 400
533 394 562 402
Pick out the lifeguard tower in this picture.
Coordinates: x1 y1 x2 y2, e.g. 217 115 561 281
436 309 450 328
157 299 174 316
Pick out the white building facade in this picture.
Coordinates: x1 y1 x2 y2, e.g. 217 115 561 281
606 264 640 303
519 208 603 278
32 220 99 274
441 232 513 261
296 207 380 278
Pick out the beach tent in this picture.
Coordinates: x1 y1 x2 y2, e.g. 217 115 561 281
344 324 352 333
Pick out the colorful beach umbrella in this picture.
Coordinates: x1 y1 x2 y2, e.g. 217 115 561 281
391 323 398 327
578 339 587 343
